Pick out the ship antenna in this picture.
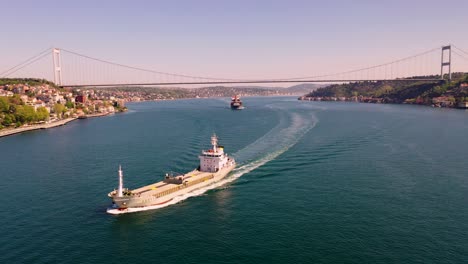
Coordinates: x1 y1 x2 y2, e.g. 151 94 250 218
211 133 218 152
117 165 124 197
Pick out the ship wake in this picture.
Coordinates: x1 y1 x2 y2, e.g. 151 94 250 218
107 104 319 215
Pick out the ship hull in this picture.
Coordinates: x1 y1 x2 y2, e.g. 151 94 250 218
230 104 244 110
110 163 235 209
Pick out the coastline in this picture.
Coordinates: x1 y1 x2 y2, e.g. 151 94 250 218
298 96 468 110
83 112 114 118
0 111 123 138
0 118 77 138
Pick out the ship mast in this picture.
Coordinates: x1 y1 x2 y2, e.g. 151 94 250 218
117 165 124 197
211 134 218 152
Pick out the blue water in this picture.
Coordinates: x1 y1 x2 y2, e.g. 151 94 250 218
1 97 467 263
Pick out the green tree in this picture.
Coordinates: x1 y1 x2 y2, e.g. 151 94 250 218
8 94 23 105
65 101 75 109
36 107 49 121
53 103 66 118
0 97 10 112
1 114 15 126
15 105 36 124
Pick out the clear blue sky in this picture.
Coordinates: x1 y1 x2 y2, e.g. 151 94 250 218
1 0 468 80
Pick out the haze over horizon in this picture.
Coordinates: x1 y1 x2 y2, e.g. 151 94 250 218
1 0 468 82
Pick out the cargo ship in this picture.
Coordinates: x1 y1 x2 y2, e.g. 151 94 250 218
230 95 244 110
108 134 235 210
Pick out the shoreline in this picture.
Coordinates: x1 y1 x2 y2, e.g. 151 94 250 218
79 112 114 119
0 111 121 138
298 97 468 110
0 118 77 138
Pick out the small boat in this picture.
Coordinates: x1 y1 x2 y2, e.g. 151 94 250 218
230 95 244 110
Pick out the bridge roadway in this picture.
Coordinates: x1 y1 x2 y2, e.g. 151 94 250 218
61 78 443 87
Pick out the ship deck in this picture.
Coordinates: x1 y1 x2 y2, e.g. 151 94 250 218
131 170 212 196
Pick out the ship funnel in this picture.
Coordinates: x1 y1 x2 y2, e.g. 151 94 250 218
117 165 124 197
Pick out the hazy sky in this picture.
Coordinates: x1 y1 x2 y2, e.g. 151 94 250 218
1 0 468 82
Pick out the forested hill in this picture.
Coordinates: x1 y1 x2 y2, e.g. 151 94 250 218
302 73 468 105
0 78 58 88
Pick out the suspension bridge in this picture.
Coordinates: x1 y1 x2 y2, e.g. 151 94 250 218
1 44 468 88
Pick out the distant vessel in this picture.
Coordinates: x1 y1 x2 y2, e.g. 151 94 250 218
108 134 236 210
231 95 244 110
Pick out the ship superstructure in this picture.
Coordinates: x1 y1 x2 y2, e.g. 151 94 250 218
108 134 235 210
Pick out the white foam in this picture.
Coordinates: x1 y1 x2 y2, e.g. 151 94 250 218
107 105 318 215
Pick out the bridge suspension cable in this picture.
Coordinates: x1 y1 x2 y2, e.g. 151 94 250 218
452 45 468 56
269 47 441 81
0 47 52 78
452 45 468 70
60 48 245 83
452 50 468 61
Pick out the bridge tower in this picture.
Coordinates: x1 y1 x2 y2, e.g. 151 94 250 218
52 48 63 86
441 45 451 81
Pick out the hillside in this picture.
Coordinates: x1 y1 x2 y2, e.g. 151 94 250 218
285 83 323 95
88 84 311 101
300 73 468 107
0 78 58 88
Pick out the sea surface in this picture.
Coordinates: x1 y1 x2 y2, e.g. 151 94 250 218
1 97 467 263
